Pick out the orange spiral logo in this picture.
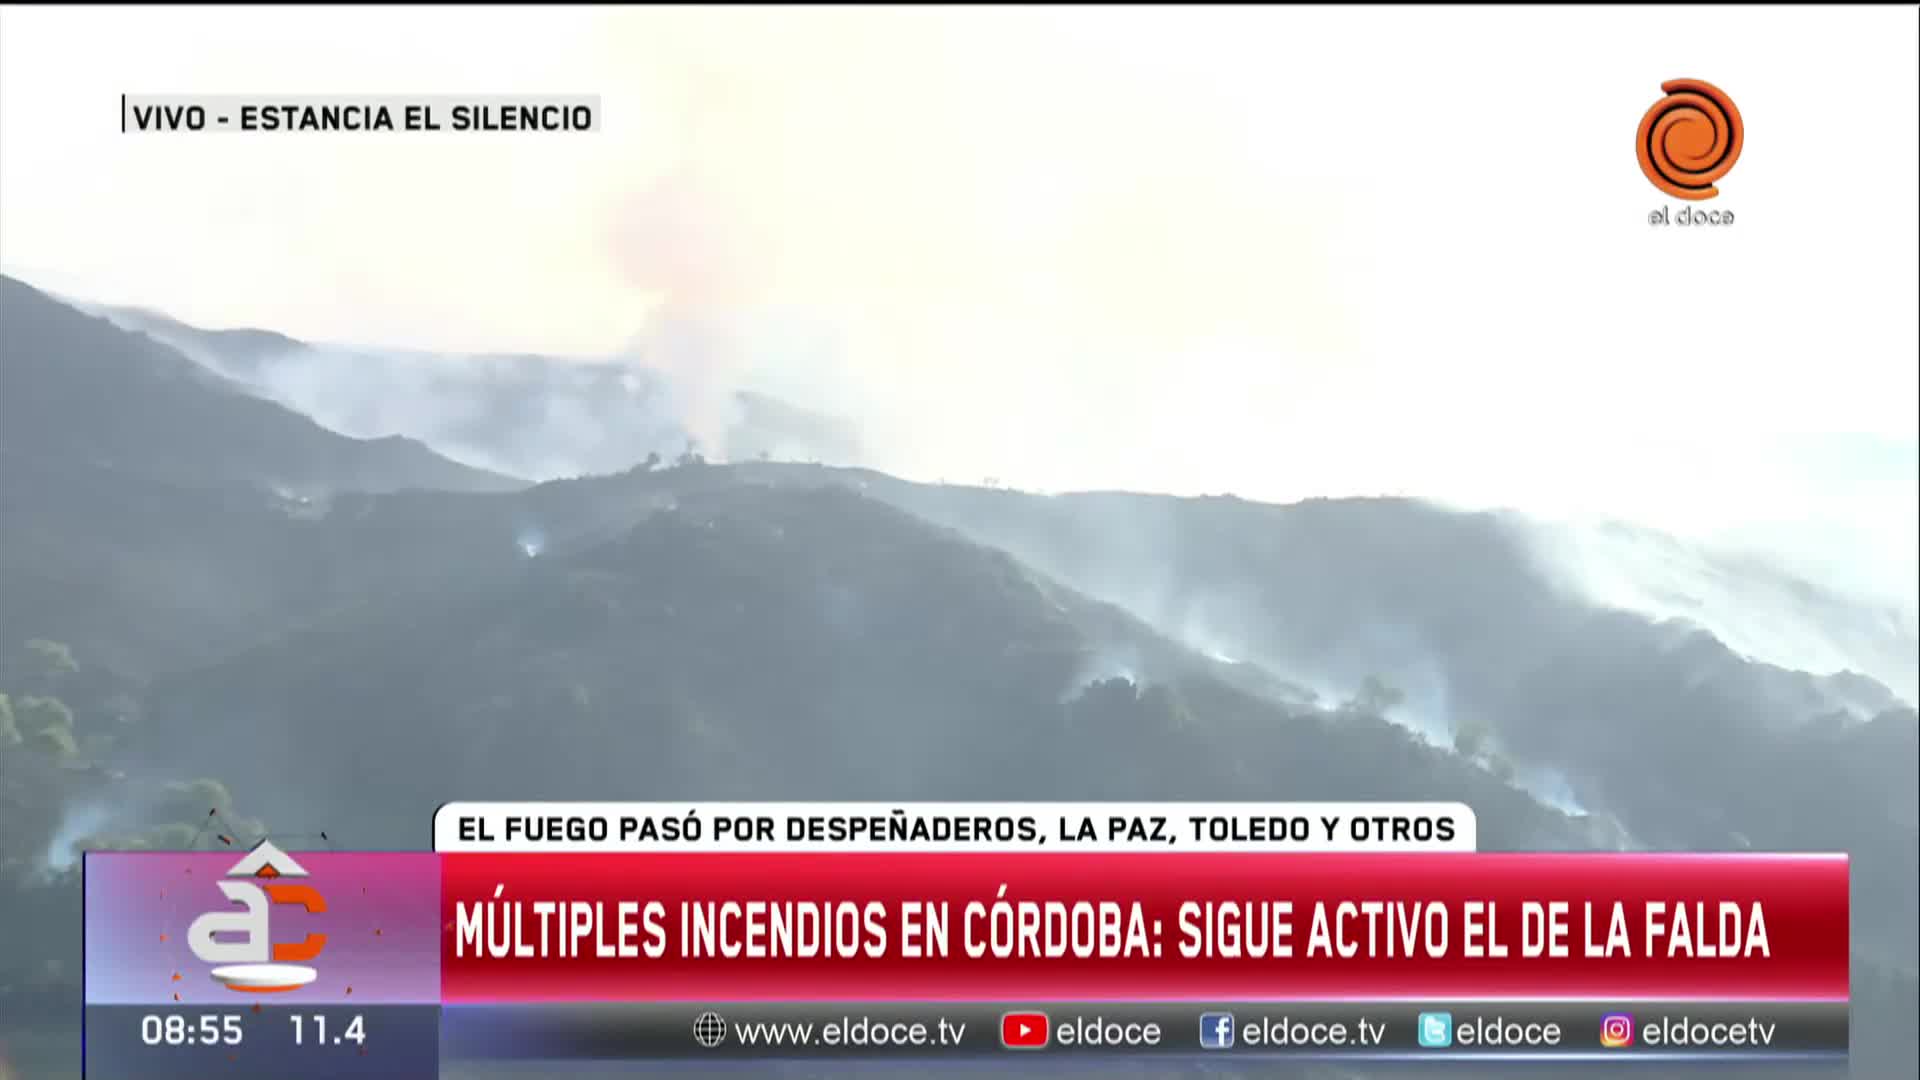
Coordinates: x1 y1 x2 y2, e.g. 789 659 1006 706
1636 79 1743 200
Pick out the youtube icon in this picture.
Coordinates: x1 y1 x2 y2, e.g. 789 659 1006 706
1001 1011 1049 1049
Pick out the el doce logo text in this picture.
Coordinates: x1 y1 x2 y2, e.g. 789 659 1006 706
1639 78 1741 226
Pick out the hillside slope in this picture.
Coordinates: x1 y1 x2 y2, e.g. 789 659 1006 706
832 475 1920 964
1 276 520 496
141 482 1593 852
104 472 1916 1078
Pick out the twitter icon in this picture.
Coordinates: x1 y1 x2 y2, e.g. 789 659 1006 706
1417 1012 1453 1048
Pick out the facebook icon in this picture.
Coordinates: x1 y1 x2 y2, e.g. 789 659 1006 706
1199 1012 1236 1050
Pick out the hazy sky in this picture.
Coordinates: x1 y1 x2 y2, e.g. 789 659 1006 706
3 6 1916 606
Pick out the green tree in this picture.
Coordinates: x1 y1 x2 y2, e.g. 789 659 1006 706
1343 675 1405 716
29 725 77 758
149 822 200 850
24 638 78 681
1138 684 1195 730
17 695 74 736
1453 715 1495 760
161 777 234 818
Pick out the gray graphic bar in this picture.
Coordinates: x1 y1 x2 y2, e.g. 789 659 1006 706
84 1004 438 1079
439 1000 1847 1061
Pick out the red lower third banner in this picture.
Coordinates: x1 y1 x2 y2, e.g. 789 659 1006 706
438 853 1847 1003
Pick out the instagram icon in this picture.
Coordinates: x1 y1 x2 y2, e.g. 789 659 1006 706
1599 1013 1635 1049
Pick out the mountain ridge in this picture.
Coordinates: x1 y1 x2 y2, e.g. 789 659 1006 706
86 295 867 479
0 275 522 497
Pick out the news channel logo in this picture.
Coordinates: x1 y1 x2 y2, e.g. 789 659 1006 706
1198 1011 1235 1049
1417 1011 1454 1048
1600 1012 1636 1049
1636 79 1742 201
184 839 328 992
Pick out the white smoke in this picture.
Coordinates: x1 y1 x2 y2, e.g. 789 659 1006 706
39 800 113 877
1522 515 1919 707
90 310 688 481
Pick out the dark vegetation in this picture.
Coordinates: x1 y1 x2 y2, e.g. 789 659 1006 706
0 637 261 1024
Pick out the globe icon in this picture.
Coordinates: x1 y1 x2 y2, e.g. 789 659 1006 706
692 1011 727 1049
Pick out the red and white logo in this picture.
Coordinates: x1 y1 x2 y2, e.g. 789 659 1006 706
185 840 328 992
1000 1011 1049 1049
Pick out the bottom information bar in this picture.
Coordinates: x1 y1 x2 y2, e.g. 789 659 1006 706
439 1001 1847 1061
84 1005 439 1080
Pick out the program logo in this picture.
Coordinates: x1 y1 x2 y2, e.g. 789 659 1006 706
1417 1011 1453 1048
185 839 328 992
1636 79 1743 201
1600 1012 1635 1049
